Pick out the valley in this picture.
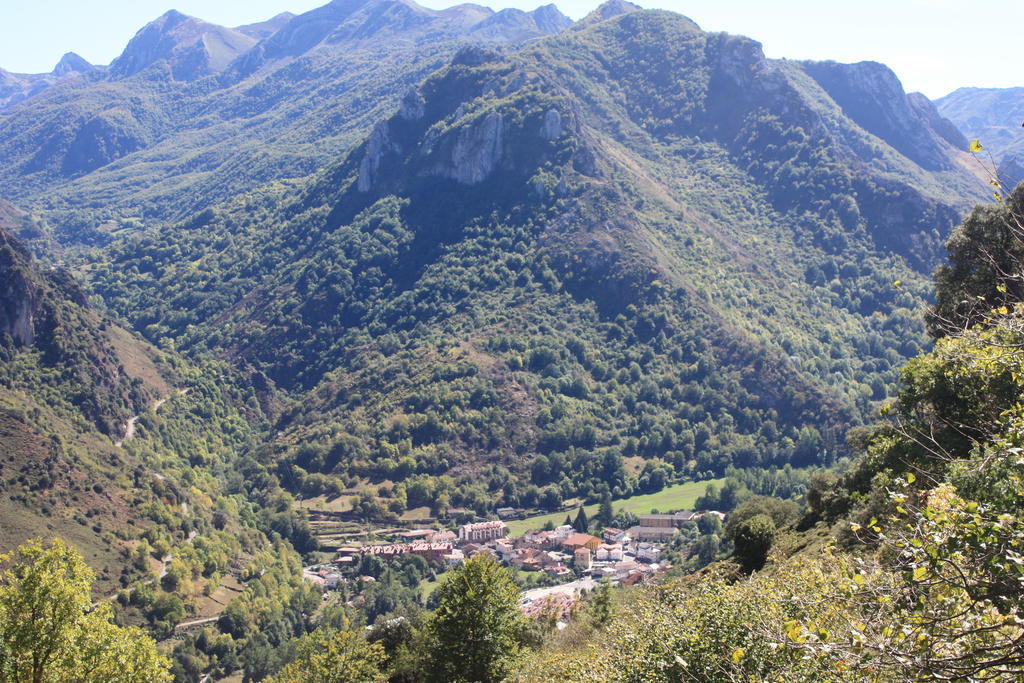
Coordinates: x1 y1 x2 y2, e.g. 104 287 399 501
0 1 1020 681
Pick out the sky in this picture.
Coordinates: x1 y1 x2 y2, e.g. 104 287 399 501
0 0 1017 99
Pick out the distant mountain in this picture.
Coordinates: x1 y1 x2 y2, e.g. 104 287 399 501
235 12 296 39
90 6 984 510
0 52 97 109
0 0 572 246
935 87 1024 187
108 9 258 80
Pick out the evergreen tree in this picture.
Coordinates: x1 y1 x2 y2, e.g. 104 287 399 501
588 582 613 629
597 493 614 528
573 507 589 533
427 555 524 683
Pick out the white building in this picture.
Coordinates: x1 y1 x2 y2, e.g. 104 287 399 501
458 520 509 543
596 543 624 562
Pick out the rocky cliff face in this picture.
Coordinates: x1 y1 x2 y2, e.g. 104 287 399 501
802 60 966 171
0 232 40 346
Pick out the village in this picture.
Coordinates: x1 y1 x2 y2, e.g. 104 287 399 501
303 508 726 622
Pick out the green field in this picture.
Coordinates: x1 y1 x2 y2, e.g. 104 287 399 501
504 478 725 536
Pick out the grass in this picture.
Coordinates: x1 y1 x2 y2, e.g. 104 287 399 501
504 478 725 536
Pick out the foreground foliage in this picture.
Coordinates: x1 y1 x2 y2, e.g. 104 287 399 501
0 538 170 682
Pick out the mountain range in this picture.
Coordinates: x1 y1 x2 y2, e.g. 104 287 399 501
0 2 1010 674
0 0 572 247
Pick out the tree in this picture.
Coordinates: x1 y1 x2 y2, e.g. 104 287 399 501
588 582 613 629
0 538 171 683
427 555 525 683
597 493 614 528
269 627 386 683
727 513 776 571
572 507 589 533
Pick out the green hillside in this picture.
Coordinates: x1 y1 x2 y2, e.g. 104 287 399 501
87 8 985 521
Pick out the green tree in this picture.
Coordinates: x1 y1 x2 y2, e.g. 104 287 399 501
588 582 613 629
597 493 614 528
427 555 525 683
0 538 171 683
727 513 776 571
572 507 589 533
270 626 386 683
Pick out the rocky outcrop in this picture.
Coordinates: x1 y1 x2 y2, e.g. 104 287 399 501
541 109 562 141
357 122 400 192
438 111 506 184
802 60 964 171
0 232 41 346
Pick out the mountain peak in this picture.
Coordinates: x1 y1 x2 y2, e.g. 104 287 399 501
581 0 643 24
51 52 94 77
110 9 257 80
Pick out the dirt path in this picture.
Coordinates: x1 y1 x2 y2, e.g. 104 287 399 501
115 388 190 447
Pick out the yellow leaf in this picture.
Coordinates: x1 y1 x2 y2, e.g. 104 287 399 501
970 139 984 152
731 648 745 664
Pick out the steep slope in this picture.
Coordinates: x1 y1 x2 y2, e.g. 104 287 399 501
90 8 985 516
0 0 571 247
0 226 315 648
935 86 1024 187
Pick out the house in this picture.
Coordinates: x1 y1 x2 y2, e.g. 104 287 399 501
561 533 601 553
428 529 457 543
408 542 453 562
398 529 433 542
574 547 592 570
603 528 626 544
443 549 465 565
495 539 516 562
627 525 679 542
458 520 509 543
544 565 573 579
496 507 517 519
635 543 661 563
596 543 623 562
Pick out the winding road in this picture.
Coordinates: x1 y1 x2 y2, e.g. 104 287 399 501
115 388 190 447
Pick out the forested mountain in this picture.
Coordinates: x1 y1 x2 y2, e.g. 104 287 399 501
0 0 571 246
85 5 986 514
936 86 1024 186
0 2 1009 680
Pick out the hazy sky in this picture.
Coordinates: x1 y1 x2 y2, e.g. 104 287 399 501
0 0 1017 99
